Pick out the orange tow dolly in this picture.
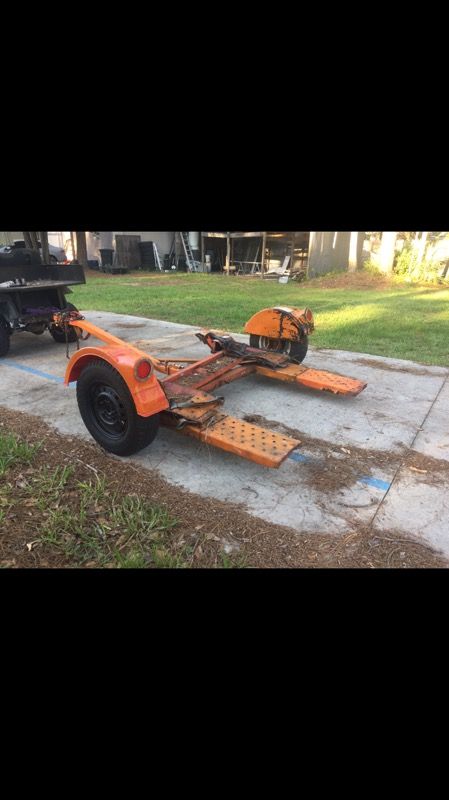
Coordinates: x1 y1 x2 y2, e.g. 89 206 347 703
59 306 367 468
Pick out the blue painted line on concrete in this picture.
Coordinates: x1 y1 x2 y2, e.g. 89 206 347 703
1 360 64 383
358 476 391 491
288 451 310 463
1 359 76 387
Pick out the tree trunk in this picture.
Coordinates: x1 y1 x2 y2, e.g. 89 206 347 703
416 232 428 264
349 232 364 272
75 232 88 268
39 231 50 264
30 231 40 250
70 231 77 260
378 232 397 273
23 231 40 251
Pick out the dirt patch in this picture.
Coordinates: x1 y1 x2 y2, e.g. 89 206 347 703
113 323 148 329
120 280 189 287
399 451 449 486
243 413 449 494
85 270 194 288
243 413 404 493
1 406 448 569
353 357 448 378
306 272 445 291
308 273 394 290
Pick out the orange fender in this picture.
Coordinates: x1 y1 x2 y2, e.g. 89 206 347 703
244 306 314 342
65 345 170 418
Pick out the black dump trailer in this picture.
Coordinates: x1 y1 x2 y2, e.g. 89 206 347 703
0 248 85 357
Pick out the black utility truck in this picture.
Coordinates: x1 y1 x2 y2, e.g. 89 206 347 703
0 247 85 357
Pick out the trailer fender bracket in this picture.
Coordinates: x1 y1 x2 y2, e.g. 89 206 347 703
64 346 170 417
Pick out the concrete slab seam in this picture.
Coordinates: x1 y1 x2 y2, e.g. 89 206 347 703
367 371 449 529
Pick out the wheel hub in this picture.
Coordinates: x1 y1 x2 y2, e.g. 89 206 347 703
91 384 127 436
259 336 290 354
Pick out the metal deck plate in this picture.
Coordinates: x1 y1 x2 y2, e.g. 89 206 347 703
180 414 301 468
295 368 367 396
256 364 367 397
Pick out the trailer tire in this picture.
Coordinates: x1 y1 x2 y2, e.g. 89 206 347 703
0 323 10 357
49 302 79 343
249 334 308 363
76 359 160 456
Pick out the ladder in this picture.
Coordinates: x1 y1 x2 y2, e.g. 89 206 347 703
153 242 163 271
179 232 199 272
168 233 176 267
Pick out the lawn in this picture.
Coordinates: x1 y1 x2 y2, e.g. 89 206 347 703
70 271 449 366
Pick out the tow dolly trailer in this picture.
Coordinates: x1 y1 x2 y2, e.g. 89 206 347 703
63 306 367 468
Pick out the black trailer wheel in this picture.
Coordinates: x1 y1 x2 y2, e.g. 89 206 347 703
76 359 160 456
249 334 309 364
0 323 10 357
49 302 79 343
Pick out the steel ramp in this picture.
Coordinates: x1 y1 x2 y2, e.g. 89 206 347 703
174 414 301 468
255 363 367 397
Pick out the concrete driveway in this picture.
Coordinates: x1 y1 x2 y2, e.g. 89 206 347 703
1 310 448 558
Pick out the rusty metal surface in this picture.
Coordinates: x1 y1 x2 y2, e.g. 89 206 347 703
194 363 256 393
256 363 367 396
256 364 309 382
295 368 367 396
243 306 314 341
161 351 224 383
197 330 292 367
178 414 301 468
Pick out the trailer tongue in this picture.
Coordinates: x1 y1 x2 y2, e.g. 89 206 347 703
63 307 367 467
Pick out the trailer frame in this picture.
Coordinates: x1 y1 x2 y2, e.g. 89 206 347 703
62 309 367 468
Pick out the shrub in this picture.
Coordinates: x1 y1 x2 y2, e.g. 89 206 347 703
394 242 441 283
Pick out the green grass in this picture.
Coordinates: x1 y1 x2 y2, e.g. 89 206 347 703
70 272 449 366
0 432 40 476
35 472 179 568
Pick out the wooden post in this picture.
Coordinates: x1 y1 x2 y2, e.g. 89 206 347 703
261 232 266 278
226 233 230 276
23 232 33 249
25 231 40 251
39 231 50 264
70 231 77 261
201 233 204 271
75 231 88 268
